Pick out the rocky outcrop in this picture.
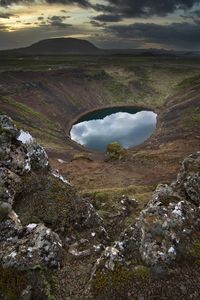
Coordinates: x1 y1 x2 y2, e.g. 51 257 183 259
90 151 200 289
137 184 199 265
0 115 64 271
0 221 62 270
0 115 48 174
137 152 200 266
0 114 105 275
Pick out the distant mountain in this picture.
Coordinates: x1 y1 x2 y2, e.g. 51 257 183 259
0 38 198 57
4 38 103 55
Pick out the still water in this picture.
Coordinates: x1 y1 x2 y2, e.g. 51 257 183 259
70 107 157 152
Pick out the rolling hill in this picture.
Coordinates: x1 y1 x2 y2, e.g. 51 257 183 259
2 38 103 55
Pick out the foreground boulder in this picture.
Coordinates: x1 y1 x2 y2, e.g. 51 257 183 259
138 152 200 266
0 115 64 271
89 152 200 298
0 221 63 270
0 115 107 299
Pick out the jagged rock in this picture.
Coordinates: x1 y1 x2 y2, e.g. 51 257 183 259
25 140 49 170
0 117 48 174
182 152 200 173
0 116 62 272
120 195 139 216
68 241 91 258
90 152 200 281
90 241 125 278
0 115 19 162
0 202 12 222
133 152 200 266
173 152 200 205
74 200 103 230
20 285 32 300
137 197 199 265
0 167 21 205
52 169 70 185
184 173 200 205
0 114 108 278
135 152 200 266
0 115 18 138
103 242 125 271
0 221 63 270
16 130 49 172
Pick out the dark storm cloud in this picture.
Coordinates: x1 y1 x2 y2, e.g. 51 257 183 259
181 9 200 23
0 24 7 29
48 15 68 21
93 0 200 17
46 0 90 7
46 15 72 27
106 22 200 49
0 0 91 7
89 20 105 27
0 12 13 18
92 14 122 22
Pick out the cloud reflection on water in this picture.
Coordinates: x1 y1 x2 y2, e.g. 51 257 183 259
70 111 157 151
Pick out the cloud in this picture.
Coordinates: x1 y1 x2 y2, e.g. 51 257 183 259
93 0 200 18
92 14 122 23
46 0 91 7
106 22 200 49
89 20 105 27
181 8 200 23
46 15 72 27
0 0 200 50
0 24 8 30
0 0 91 7
0 12 13 18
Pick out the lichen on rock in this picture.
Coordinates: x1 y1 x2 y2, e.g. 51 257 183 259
0 221 63 270
0 114 107 286
89 151 200 297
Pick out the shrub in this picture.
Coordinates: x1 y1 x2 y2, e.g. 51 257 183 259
106 142 125 160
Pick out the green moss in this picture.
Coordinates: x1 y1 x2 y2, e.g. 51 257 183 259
0 267 28 300
1 96 66 151
177 74 200 89
133 265 150 280
182 107 200 128
91 264 150 299
95 191 110 203
71 153 92 162
14 171 77 230
191 108 200 123
188 241 200 265
41 272 56 300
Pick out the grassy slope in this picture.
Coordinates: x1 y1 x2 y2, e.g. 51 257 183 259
0 56 199 151
0 55 200 208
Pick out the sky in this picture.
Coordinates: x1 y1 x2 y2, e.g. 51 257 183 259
0 0 200 50
71 111 157 151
